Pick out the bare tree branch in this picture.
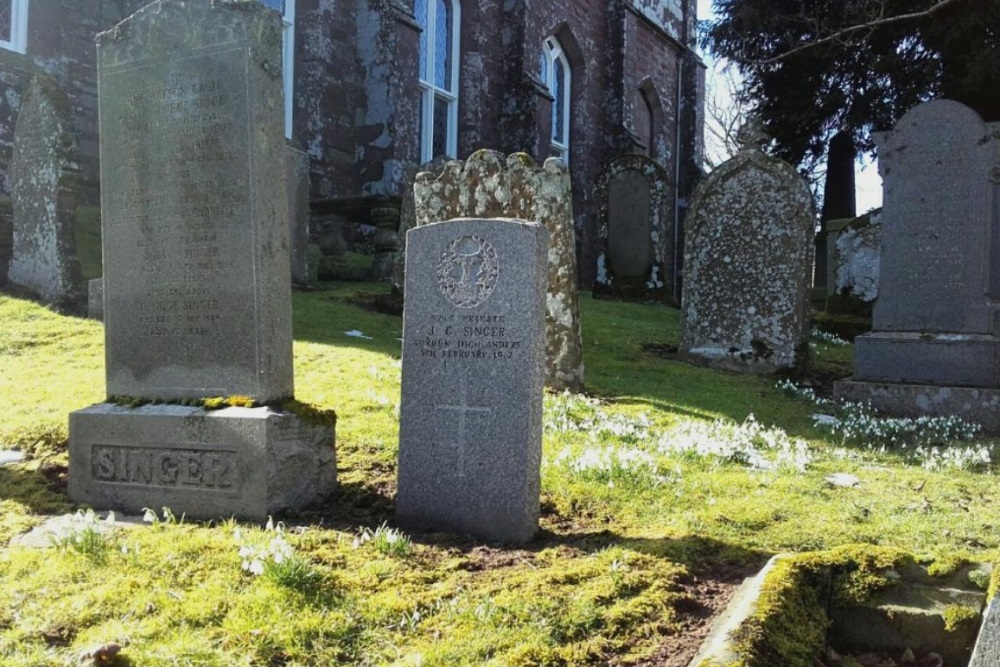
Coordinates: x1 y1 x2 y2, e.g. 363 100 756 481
751 0 966 65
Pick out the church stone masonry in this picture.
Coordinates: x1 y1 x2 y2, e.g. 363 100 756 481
0 0 704 289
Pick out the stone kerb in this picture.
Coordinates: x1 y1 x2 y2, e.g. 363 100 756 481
397 217 548 543
413 149 585 392
592 153 675 302
68 0 335 522
679 119 815 374
7 74 84 313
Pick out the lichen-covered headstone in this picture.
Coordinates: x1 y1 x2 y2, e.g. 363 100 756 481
835 100 1000 431
833 211 881 304
397 217 548 543
392 156 451 294
7 75 84 312
69 0 335 521
679 118 815 374
593 154 675 302
413 150 584 392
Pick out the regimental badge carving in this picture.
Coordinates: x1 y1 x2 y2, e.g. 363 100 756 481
437 235 500 308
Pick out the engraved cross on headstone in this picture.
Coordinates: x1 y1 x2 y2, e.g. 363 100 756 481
436 373 492 478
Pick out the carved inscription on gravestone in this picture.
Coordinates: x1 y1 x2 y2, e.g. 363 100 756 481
99 4 292 401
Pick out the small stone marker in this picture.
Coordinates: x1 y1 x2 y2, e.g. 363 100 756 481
68 0 335 521
413 150 584 392
397 217 548 543
835 100 1000 430
679 118 814 374
593 154 675 301
286 141 310 286
7 74 84 312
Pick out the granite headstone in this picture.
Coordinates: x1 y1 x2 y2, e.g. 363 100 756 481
835 100 1000 430
7 74 84 312
593 154 675 301
413 150 584 392
88 277 104 321
68 0 335 521
397 217 547 543
679 118 815 374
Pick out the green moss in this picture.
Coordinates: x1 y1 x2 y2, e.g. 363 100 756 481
987 566 1000 602
943 603 980 632
926 554 967 578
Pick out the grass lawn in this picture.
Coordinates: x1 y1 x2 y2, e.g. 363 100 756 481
1 284 997 666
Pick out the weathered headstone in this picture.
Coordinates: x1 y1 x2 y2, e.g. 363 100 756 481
593 154 675 301
413 150 584 392
6 74 84 312
286 141 310 286
835 100 1000 430
391 156 451 295
87 277 103 321
679 118 815 374
832 211 881 304
68 0 335 521
0 197 12 287
397 217 548 543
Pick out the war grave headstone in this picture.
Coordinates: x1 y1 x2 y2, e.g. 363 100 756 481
592 154 675 302
413 150 584 392
6 74 85 312
397 217 548 543
679 118 815 374
68 0 336 521
835 100 1000 431
286 140 310 286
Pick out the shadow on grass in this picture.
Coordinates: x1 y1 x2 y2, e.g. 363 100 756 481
291 284 403 357
0 461 72 515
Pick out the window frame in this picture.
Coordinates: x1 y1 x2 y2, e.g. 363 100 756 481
0 0 28 55
416 0 460 163
539 36 571 163
261 0 295 139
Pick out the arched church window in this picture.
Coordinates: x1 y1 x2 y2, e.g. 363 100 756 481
0 0 28 54
415 0 460 161
539 36 571 163
261 0 296 138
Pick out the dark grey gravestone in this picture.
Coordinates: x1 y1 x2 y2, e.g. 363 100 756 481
607 169 653 278
679 119 814 374
397 217 548 543
286 141 310 286
97 0 292 402
7 75 84 312
593 154 675 301
69 0 335 520
836 101 1000 430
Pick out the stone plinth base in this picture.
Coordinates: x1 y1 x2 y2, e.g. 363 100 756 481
854 332 1000 387
834 379 1000 434
69 403 336 520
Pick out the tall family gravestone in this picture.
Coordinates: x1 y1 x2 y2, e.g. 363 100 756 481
679 118 814 374
68 0 335 520
397 218 548 543
593 154 675 302
835 100 1000 430
413 150 584 392
7 74 84 312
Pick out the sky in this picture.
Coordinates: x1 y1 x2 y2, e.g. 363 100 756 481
696 0 884 213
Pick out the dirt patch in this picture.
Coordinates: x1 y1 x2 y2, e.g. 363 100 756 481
458 545 538 571
629 563 751 667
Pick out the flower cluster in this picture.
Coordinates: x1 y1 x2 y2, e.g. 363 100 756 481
235 518 314 587
659 415 813 472
48 509 116 562
353 522 412 557
810 328 850 347
552 444 669 489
